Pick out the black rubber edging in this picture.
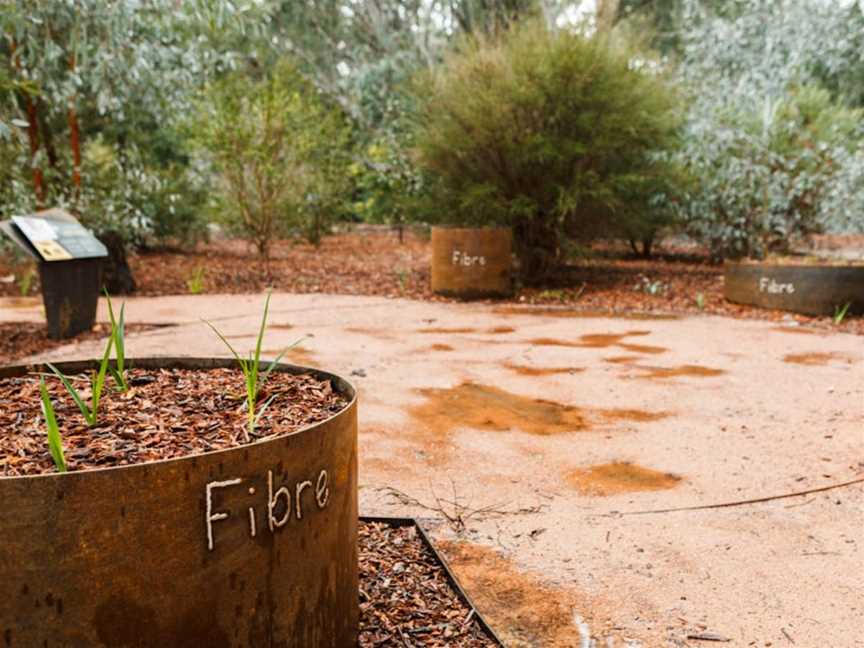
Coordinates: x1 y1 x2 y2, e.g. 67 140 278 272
360 515 505 647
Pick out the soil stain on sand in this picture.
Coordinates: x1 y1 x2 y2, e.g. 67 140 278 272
598 408 670 423
418 326 515 335
604 355 641 365
437 541 625 647
529 331 668 355
567 462 682 496
783 352 853 366
411 383 586 435
634 364 725 379
502 362 584 377
429 343 454 352
409 383 669 437
493 306 680 321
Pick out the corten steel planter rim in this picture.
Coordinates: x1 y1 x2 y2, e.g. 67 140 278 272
0 355 359 648
361 515 506 647
724 261 864 316
0 356 356 481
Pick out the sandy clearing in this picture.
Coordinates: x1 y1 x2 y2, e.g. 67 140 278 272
3 292 862 647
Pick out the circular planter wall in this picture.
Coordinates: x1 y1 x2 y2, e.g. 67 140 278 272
431 226 513 299
0 357 358 648
724 262 864 316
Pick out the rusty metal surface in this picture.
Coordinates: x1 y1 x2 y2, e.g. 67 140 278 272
360 516 505 647
38 257 102 339
431 227 513 299
0 357 358 648
724 262 864 316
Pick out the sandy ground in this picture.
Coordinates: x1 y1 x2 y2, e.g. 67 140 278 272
2 293 862 647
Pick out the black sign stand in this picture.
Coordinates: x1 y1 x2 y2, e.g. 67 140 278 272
0 209 107 339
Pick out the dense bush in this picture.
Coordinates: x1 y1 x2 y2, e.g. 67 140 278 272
192 62 352 258
677 86 864 259
673 0 864 259
411 20 684 281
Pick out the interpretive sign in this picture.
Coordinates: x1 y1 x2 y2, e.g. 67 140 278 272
0 208 107 262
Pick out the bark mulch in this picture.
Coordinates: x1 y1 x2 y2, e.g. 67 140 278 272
0 322 157 366
0 367 346 476
359 521 496 647
1 229 860 334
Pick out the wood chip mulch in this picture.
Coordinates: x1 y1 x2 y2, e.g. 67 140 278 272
1 229 859 334
0 367 347 476
359 521 496 647
0 322 157 366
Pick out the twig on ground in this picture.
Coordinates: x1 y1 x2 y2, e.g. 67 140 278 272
376 483 543 532
609 476 864 516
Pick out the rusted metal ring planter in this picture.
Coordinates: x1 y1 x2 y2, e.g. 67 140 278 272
360 516 505 647
431 226 513 299
724 262 864 316
0 357 358 648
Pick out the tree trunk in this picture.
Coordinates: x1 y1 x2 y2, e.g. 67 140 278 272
24 97 44 206
37 100 59 171
640 235 653 259
98 230 137 294
514 217 559 286
68 54 82 197
11 40 44 205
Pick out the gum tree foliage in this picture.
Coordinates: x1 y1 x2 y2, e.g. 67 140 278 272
192 62 352 259
268 0 550 230
411 20 684 281
671 0 864 258
1 1 270 244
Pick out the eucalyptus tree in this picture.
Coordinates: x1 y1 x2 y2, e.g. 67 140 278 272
268 0 553 230
1 0 269 241
670 0 864 258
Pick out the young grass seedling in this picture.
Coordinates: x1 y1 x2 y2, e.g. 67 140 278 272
47 334 113 427
39 377 66 473
205 291 300 440
833 302 851 325
105 291 128 392
187 266 206 295
18 268 34 297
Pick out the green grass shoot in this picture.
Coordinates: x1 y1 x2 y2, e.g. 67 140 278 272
105 291 128 392
47 334 113 427
39 377 66 473
204 291 300 440
187 266 205 294
833 302 851 325
18 268 34 297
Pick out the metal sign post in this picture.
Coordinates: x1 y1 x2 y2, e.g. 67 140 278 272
0 208 108 339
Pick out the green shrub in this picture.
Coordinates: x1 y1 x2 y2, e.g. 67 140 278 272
193 62 352 258
677 85 864 259
411 19 684 281
674 0 864 259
